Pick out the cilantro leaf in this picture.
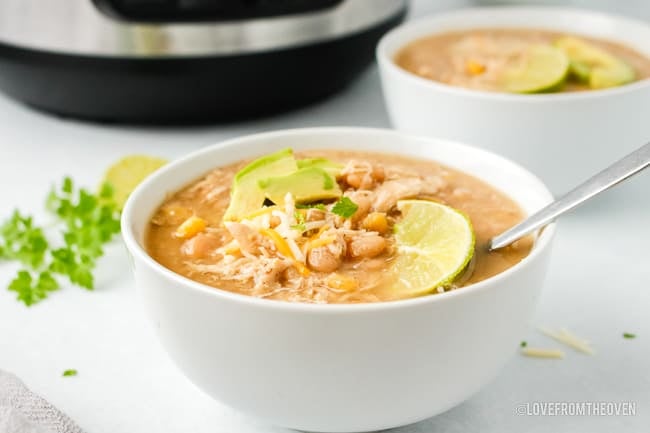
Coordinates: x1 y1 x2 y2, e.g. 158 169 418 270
331 197 359 218
291 211 307 232
623 333 636 339
0 211 49 268
62 369 78 377
45 178 120 291
8 270 60 306
50 247 95 290
99 182 115 200
2 177 121 306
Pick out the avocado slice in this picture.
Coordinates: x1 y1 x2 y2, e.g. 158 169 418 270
259 167 342 205
555 36 635 89
223 148 297 221
297 158 344 178
590 63 636 89
568 60 591 82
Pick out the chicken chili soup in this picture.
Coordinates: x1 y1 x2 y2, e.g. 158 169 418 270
146 149 533 304
395 29 650 93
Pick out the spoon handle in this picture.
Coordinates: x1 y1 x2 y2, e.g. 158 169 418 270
490 142 650 251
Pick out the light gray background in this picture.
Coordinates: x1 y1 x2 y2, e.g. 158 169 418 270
0 1 648 432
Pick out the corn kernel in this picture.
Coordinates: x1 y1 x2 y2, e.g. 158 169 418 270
222 240 241 256
466 60 486 75
295 262 311 277
175 215 206 239
363 212 389 234
327 273 358 291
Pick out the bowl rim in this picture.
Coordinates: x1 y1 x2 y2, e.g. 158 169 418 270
377 5 650 102
121 127 556 313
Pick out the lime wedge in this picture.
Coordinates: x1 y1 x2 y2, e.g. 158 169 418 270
102 155 168 209
501 44 569 93
390 200 475 297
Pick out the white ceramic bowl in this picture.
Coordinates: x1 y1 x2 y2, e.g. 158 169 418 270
122 128 555 432
377 7 650 194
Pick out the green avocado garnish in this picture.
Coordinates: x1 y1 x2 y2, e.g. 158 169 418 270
224 149 344 220
259 167 341 206
223 148 297 221
296 158 343 178
555 37 635 89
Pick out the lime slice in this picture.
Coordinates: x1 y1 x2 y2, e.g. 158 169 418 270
390 200 475 297
102 155 168 209
501 44 569 93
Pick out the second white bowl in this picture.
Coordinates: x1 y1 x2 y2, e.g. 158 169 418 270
378 7 650 194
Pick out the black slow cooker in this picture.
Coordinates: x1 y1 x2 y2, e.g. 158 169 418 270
0 0 407 123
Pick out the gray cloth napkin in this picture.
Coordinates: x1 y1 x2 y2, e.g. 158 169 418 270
0 370 83 433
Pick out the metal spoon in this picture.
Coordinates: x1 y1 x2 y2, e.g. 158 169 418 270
490 142 650 251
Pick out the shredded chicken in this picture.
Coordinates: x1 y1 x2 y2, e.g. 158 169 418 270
224 222 270 255
181 158 444 303
149 149 534 304
181 168 231 204
373 176 445 212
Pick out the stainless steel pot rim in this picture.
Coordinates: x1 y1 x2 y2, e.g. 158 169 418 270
0 0 407 57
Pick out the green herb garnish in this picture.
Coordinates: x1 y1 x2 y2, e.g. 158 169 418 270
331 197 359 218
291 211 307 232
520 341 528 348
296 203 326 211
8 270 59 307
62 369 78 377
1 177 121 306
0 211 49 268
623 333 636 339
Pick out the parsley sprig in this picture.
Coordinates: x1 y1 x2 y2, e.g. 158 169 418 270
0 177 121 306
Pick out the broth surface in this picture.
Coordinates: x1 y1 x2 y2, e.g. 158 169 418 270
395 29 650 92
146 151 532 304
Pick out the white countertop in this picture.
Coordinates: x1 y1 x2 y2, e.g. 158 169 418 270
1 1 649 432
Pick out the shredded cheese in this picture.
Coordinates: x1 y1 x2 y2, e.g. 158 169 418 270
521 347 565 359
242 205 279 220
271 210 292 239
309 236 336 249
284 192 295 220
313 224 330 238
539 327 595 355
259 228 309 276
286 237 305 263
260 228 294 258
